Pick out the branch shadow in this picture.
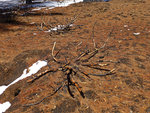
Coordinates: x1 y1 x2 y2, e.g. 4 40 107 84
21 12 65 16
0 2 65 32
0 12 35 32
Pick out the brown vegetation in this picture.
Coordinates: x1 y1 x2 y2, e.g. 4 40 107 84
0 0 150 112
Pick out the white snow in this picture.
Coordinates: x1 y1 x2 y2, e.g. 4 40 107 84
0 0 11 1
124 25 128 27
32 7 43 11
45 25 66 32
0 0 83 10
0 0 109 112
0 60 47 95
0 86 7 96
133 32 140 35
0 60 47 112
45 24 73 32
33 33 37 35
0 0 81 111
0 101 11 113
52 25 66 31
29 0 83 10
30 22 35 24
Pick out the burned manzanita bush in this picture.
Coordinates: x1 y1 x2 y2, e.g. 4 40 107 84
24 27 116 106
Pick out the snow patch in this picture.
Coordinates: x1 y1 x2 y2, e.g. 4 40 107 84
30 22 35 24
0 60 47 112
32 7 43 11
45 24 73 32
0 86 7 96
0 101 11 113
0 0 11 1
0 0 83 10
0 60 47 95
133 32 140 35
29 0 83 10
124 25 128 27
33 33 37 35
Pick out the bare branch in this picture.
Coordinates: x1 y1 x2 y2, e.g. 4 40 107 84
91 21 97 49
52 42 58 62
88 68 115 76
23 24 116 107
99 27 114 49
27 69 58 83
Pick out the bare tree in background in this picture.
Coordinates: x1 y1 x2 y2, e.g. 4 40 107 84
25 0 47 4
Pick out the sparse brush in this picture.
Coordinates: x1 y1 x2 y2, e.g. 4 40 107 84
35 15 78 35
23 23 117 107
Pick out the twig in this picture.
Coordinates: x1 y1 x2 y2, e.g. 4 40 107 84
98 60 119 63
75 50 89 61
80 27 114 62
88 68 115 76
53 17 64 25
81 64 110 71
76 41 82 49
27 69 58 83
83 49 98 62
66 15 77 28
91 21 97 49
35 23 43 31
22 22 116 108
65 67 85 98
52 42 58 62
99 27 114 50
81 63 108 67
73 66 91 79
70 78 85 98
66 68 74 98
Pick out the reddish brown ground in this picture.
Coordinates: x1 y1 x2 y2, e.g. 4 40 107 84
0 0 150 112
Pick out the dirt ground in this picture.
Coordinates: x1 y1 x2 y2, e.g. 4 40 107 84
0 0 150 112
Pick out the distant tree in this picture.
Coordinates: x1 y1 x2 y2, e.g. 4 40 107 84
83 0 109 2
26 0 32 4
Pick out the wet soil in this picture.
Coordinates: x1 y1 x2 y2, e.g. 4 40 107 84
0 0 150 112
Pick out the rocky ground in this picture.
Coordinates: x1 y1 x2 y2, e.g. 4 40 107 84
0 0 150 112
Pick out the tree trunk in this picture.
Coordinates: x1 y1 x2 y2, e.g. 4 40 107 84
26 0 32 4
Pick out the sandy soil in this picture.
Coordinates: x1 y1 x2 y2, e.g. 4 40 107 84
0 0 150 112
